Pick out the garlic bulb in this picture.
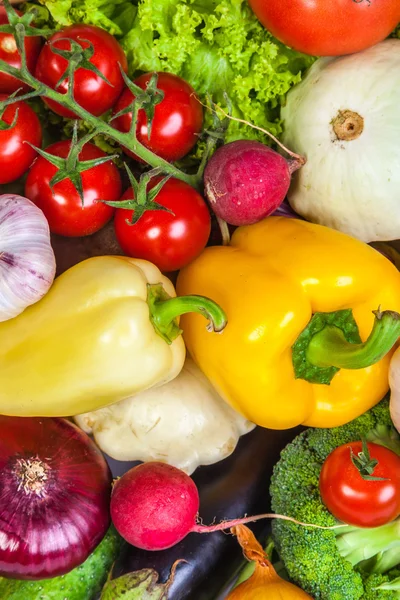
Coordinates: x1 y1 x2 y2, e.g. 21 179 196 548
0 194 56 321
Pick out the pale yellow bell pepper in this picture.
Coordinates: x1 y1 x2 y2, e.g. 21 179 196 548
0 256 226 416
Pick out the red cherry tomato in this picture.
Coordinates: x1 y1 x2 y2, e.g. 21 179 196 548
25 141 121 237
319 441 400 528
0 95 42 184
247 0 400 57
114 177 211 272
112 72 203 163
0 7 42 93
35 24 128 118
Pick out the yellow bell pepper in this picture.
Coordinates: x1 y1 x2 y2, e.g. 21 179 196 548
0 256 226 417
177 217 400 429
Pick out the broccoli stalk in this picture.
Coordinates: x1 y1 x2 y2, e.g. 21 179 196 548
270 398 400 600
336 520 400 573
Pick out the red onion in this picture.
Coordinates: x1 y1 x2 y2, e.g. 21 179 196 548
0 417 112 580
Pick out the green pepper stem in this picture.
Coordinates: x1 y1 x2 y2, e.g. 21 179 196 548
147 283 227 344
154 295 227 331
307 309 400 370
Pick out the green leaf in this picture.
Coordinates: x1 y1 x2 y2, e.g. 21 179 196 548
28 0 317 166
100 562 183 600
27 143 66 169
35 0 132 35
119 0 316 157
375 576 400 591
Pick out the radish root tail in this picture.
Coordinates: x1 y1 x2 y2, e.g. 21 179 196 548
194 95 306 165
192 512 348 534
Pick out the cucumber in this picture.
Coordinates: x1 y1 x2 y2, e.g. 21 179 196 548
0 526 122 600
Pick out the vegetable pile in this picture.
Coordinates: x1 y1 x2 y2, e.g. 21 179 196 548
0 0 399 597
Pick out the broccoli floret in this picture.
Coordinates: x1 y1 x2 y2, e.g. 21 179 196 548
362 572 400 600
270 397 400 600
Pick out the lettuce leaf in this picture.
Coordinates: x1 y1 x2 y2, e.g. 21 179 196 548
35 0 136 35
120 0 315 143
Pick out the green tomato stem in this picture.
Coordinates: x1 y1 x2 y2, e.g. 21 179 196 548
306 310 400 370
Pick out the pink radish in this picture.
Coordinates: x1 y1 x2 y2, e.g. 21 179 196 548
111 462 199 551
110 461 332 551
204 139 305 226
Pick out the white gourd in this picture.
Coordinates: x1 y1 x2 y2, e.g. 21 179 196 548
74 357 255 474
282 39 400 243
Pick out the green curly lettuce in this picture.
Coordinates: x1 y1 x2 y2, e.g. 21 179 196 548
120 0 315 144
33 0 137 35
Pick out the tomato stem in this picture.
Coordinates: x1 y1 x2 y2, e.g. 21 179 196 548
101 165 173 225
350 439 388 482
0 1 202 190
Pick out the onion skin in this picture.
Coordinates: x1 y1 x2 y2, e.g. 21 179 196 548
204 140 302 226
0 417 112 580
227 525 313 599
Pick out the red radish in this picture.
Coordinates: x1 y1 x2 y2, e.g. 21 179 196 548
204 140 304 226
110 461 333 551
111 462 200 551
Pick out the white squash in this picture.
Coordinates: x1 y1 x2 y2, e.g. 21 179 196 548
74 357 255 474
282 39 400 243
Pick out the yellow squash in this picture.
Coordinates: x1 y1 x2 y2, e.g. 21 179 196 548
177 217 400 429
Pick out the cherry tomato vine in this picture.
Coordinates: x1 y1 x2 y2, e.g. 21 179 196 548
0 0 210 193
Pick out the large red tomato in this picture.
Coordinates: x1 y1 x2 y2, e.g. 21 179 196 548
0 7 42 93
113 177 211 272
319 441 400 528
112 72 203 163
25 141 121 237
0 95 42 184
248 0 400 56
35 24 128 118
